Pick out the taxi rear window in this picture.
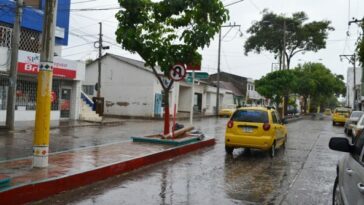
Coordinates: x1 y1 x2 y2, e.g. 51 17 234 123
232 110 269 123
335 110 350 114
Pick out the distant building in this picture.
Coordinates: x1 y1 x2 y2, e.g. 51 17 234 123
208 72 248 106
346 67 362 110
246 78 265 106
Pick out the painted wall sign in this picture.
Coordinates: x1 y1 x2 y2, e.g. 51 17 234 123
17 50 77 79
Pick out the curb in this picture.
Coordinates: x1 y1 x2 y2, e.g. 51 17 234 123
0 120 125 133
0 138 215 205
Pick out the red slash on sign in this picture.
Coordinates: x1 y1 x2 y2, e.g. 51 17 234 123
169 64 186 81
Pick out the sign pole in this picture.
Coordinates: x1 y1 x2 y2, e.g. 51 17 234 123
33 0 57 168
190 70 195 125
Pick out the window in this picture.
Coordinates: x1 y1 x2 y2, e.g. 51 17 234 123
275 111 281 123
82 85 94 96
24 0 41 9
15 79 60 111
271 112 278 124
232 110 269 123
353 132 364 162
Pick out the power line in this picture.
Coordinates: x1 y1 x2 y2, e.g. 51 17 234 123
71 0 97 4
62 42 94 50
224 0 244 7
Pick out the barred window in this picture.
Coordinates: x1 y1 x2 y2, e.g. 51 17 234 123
82 85 94 96
0 23 40 53
0 78 60 111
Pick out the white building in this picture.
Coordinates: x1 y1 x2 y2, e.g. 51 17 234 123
0 47 85 122
246 78 265 106
346 67 362 109
84 53 235 118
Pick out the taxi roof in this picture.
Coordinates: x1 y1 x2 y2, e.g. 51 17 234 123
237 106 273 111
335 107 351 111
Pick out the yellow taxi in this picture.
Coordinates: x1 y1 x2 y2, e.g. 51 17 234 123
225 107 287 157
218 108 236 117
332 107 351 125
324 108 332 116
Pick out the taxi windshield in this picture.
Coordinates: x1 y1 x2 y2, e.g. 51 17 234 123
232 110 269 123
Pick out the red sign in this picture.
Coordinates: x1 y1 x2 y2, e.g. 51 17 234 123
186 64 201 71
18 62 76 79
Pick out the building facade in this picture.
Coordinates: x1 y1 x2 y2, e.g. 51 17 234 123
84 53 235 118
346 67 362 110
246 78 265 106
0 0 85 122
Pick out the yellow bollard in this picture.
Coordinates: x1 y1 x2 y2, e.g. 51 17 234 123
33 63 53 168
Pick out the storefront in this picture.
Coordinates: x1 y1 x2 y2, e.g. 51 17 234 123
0 47 85 122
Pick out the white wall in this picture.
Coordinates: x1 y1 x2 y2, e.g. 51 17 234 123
178 85 191 112
0 111 60 122
85 56 156 117
70 81 81 120
222 93 235 108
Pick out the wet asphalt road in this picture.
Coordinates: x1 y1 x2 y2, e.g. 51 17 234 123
30 117 348 205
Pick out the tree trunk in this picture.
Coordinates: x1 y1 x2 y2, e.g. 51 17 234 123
163 88 170 135
304 96 308 114
283 95 288 117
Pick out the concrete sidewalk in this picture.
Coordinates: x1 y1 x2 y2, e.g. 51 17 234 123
0 136 215 205
0 117 125 132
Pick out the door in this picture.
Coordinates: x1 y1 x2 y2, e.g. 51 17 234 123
194 93 202 112
154 93 162 117
272 111 285 146
341 132 364 205
60 88 71 118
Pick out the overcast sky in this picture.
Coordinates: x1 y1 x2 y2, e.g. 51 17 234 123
62 0 364 81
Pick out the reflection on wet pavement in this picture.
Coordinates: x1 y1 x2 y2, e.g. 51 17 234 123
27 118 347 205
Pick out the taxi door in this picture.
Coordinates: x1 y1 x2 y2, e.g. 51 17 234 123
272 111 285 147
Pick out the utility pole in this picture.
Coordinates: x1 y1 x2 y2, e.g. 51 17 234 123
92 22 109 115
215 23 241 116
97 22 102 98
282 19 287 70
216 29 222 116
189 70 195 124
6 0 23 130
33 0 57 168
340 54 357 110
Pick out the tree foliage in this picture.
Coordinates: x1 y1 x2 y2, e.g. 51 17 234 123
114 0 228 134
357 19 364 66
256 62 345 114
255 69 297 109
244 10 334 69
115 0 229 76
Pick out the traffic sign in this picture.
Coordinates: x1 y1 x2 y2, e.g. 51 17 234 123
187 72 209 79
186 64 201 71
169 64 186 81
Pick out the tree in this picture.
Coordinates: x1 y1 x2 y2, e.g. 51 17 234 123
244 11 333 115
255 69 297 116
115 0 228 134
293 63 345 113
244 10 333 69
356 19 364 66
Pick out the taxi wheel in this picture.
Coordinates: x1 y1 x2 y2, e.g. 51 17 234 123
269 142 276 158
225 146 234 154
282 136 287 148
332 121 336 126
